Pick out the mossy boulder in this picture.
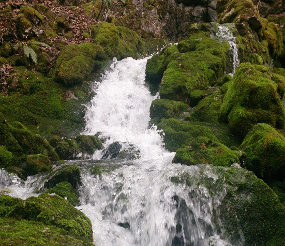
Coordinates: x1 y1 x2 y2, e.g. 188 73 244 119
91 22 145 60
0 217 90 246
44 181 80 206
44 164 81 190
158 118 240 166
150 99 190 124
55 42 104 86
49 136 80 160
0 113 58 176
171 165 285 245
0 194 93 245
49 135 103 160
220 63 285 138
147 32 230 104
25 154 52 175
240 123 285 181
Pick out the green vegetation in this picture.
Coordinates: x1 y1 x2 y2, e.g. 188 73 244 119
240 123 285 181
44 181 80 206
44 164 81 190
158 118 240 166
91 22 145 59
49 135 103 160
55 42 105 86
220 63 285 138
150 99 189 124
0 194 93 245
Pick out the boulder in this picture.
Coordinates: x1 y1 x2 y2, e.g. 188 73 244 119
0 194 93 244
220 63 285 138
240 123 285 181
44 164 81 190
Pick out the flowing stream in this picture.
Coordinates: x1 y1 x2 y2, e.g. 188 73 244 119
77 57 237 246
215 25 240 76
0 31 243 245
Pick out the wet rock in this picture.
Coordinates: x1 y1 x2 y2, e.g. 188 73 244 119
118 222 130 229
171 165 285 245
102 142 122 159
49 135 103 160
44 164 81 190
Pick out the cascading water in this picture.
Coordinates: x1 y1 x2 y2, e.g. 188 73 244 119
215 25 240 76
78 57 238 246
0 40 244 246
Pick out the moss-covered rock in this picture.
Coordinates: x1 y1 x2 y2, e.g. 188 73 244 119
0 217 90 246
150 99 190 124
146 32 230 104
220 63 285 138
240 123 285 181
44 181 80 206
158 118 240 166
171 165 285 245
0 194 92 245
91 22 145 60
25 154 52 175
49 135 103 160
44 164 81 190
55 42 104 86
0 113 58 176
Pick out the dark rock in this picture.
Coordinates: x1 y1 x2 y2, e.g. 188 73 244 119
102 142 122 159
118 222 130 229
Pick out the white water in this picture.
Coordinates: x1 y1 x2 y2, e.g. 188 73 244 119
79 57 235 246
215 25 240 76
0 169 42 199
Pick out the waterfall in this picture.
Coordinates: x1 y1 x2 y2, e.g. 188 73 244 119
215 25 240 76
78 57 236 246
0 56 245 246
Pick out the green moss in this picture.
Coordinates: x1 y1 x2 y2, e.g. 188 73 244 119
25 154 52 175
0 43 14 58
44 181 80 206
0 194 92 244
44 164 81 190
20 6 44 24
158 118 240 166
49 135 102 160
220 63 285 138
0 218 90 246
187 91 222 123
240 123 285 181
91 22 145 59
49 136 80 160
0 57 8 66
154 34 229 104
55 42 104 86
145 45 180 94
75 135 103 154
150 99 189 124
0 146 13 167
260 18 283 57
